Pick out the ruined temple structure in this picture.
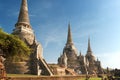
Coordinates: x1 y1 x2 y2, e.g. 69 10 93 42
58 24 78 69
58 23 103 75
5 0 53 76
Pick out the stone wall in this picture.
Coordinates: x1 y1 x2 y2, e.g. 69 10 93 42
5 62 29 74
7 75 95 80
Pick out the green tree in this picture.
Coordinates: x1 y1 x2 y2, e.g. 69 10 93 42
0 28 31 62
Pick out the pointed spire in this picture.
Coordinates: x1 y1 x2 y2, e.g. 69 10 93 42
16 0 31 27
87 37 92 52
66 22 73 45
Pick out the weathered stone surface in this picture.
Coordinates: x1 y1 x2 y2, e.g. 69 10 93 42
58 25 103 75
5 62 29 74
7 75 97 80
59 24 78 69
5 0 53 76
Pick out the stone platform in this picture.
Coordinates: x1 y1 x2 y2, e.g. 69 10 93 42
4 75 97 80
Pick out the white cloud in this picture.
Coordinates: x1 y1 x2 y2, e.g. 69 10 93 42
44 28 66 48
96 52 120 69
44 35 58 48
29 14 36 17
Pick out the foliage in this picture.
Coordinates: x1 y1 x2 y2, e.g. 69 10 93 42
0 28 31 62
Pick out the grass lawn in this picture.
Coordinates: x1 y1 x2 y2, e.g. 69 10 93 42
77 78 101 80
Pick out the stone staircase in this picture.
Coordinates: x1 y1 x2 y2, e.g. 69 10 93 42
65 68 77 76
38 58 53 76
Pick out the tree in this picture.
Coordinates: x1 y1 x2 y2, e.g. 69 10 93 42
0 28 31 62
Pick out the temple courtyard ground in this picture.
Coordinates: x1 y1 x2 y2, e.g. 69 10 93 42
3 74 101 80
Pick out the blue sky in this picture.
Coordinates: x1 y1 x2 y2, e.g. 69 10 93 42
0 0 120 69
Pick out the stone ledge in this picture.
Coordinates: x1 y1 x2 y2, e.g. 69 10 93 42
7 75 97 80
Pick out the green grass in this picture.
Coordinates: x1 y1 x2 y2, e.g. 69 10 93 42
88 78 101 80
77 78 101 80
